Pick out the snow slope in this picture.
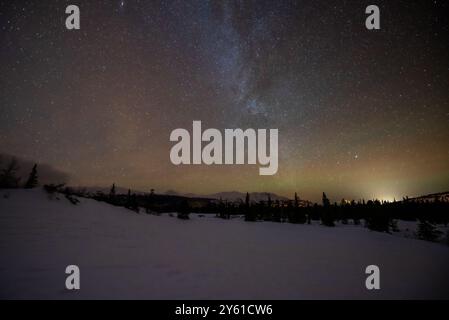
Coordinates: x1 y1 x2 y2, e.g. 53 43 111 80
0 189 448 299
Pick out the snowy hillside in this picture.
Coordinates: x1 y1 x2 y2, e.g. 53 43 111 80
0 189 448 299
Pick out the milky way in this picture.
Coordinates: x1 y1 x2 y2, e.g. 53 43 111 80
1 0 448 201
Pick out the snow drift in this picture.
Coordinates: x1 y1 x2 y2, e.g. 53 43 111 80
0 189 448 299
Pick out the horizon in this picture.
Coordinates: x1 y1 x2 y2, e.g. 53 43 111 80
68 185 449 203
1 151 446 204
1 151 448 203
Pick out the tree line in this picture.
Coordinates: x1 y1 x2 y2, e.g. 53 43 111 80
1 156 447 243
82 185 448 243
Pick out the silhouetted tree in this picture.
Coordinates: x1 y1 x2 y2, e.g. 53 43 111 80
217 197 225 219
307 208 312 224
365 200 390 233
271 200 281 222
24 163 38 188
108 183 116 205
289 192 307 224
389 219 399 232
145 189 155 213
124 189 139 212
43 183 65 200
322 192 330 207
126 189 131 206
321 192 335 226
244 192 257 221
0 157 20 188
177 200 190 219
417 220 442 242
130 193 139 212
110 183 116 197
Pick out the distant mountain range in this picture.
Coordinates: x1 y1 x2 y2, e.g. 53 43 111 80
166 190 290 202
74 186 291 202
69 186 449 205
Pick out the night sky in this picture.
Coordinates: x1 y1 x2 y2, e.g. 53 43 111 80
1 0 448 202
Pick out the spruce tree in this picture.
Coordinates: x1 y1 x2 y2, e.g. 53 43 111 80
322 192 330 207
321 192 335 226
244 192 256 221
417 220 442 242
0 158 20 188
125 189 132 208
24 163 38 188
131 193 139 212
294 193 307 224
145 189 155 214
109 183 116 204
177 200 190 219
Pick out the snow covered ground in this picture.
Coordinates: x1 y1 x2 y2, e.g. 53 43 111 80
0 189 448 299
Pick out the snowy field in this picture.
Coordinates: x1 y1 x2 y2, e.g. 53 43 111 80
0 189 448 299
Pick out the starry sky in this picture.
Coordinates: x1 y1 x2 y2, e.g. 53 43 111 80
1 0 448 202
